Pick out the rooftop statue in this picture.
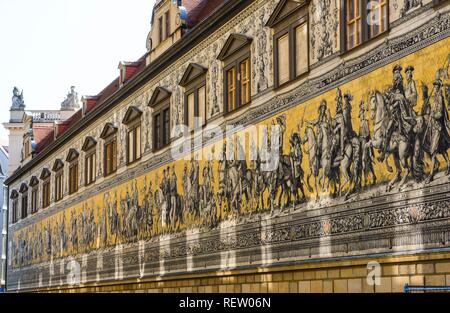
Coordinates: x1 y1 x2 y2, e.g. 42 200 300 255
11 87 25 110
60 86 81 110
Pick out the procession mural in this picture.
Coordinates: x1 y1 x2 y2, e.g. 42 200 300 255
10 37 450 269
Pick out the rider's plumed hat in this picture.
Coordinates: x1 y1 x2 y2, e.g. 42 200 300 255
393 64 403 73
318 99 327 111
344 90 353 101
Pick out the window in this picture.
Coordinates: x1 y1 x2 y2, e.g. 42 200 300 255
127 125 141 164
23 138 30 160
227 68 236 112
42 180 50 209
31 187 38 213
104 138 117 176
85 152 96 186
54 171 63 202
277 34 290 85
180 63 208 131
21 194 28 219
343 0 389 51
159 16 164 43
149 87 171 151
12 200 18 224
101 123 118 176
165 11 170 39
368 0 388 38
267 0 309 87
69 162 79 194
240 58 251 105
224 56 251 113
218 34 253 114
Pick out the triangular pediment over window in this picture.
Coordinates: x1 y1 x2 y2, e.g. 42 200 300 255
52 159 64 172
29 176 39 187
122 106 143 124
66 148 79 162
266 0 310 27
179 64 208 87
148 87 171 108
82 136 98 151
217 34 253 61
10 190 19 199
19 183 28 193
40 168 51 180
100 123 118 139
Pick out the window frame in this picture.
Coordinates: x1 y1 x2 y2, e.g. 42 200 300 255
165 10 170 39
152 101 171 152
84 149 97 186
103 136 118 177
31 187 38 214
68 161 79 195
273 16 309 88
223 50 251 114
11 199 18 224
42 178 51 209
54 170 63 202
158 15 164 44
21 193 28 220
184 78 207 132
340 0 390 52
126 121 142 165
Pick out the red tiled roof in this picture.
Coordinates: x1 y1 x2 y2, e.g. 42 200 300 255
33 124 55 154
183 0 224 29
34 55 146 155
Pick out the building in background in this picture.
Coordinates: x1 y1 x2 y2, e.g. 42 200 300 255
0 146 9 292
3 0 450 293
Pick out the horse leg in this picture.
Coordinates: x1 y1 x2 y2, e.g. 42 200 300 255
387 154 401 191
425 154 437 184
442 151 450 176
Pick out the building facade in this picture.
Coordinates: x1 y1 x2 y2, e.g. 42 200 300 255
0 146 9 292
4 0 450 293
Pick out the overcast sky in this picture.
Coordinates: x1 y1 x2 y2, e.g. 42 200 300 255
0 0 155 147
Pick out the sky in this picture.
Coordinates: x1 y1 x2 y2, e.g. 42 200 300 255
0 0 156 147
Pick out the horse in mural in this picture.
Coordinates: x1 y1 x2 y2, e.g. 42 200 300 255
365 90 421 190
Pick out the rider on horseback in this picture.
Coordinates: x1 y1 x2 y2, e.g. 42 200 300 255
378 64 416 162
307 100 329 161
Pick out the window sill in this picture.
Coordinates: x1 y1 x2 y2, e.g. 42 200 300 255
126 158 142 166
275 70 309 91
152 143 171 154
340 30 389 58
223 101 251 119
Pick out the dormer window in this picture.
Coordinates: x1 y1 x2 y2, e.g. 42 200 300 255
158 10 170 44
165 11 170 39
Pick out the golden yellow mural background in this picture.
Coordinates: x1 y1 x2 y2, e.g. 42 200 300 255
12 37 450 267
